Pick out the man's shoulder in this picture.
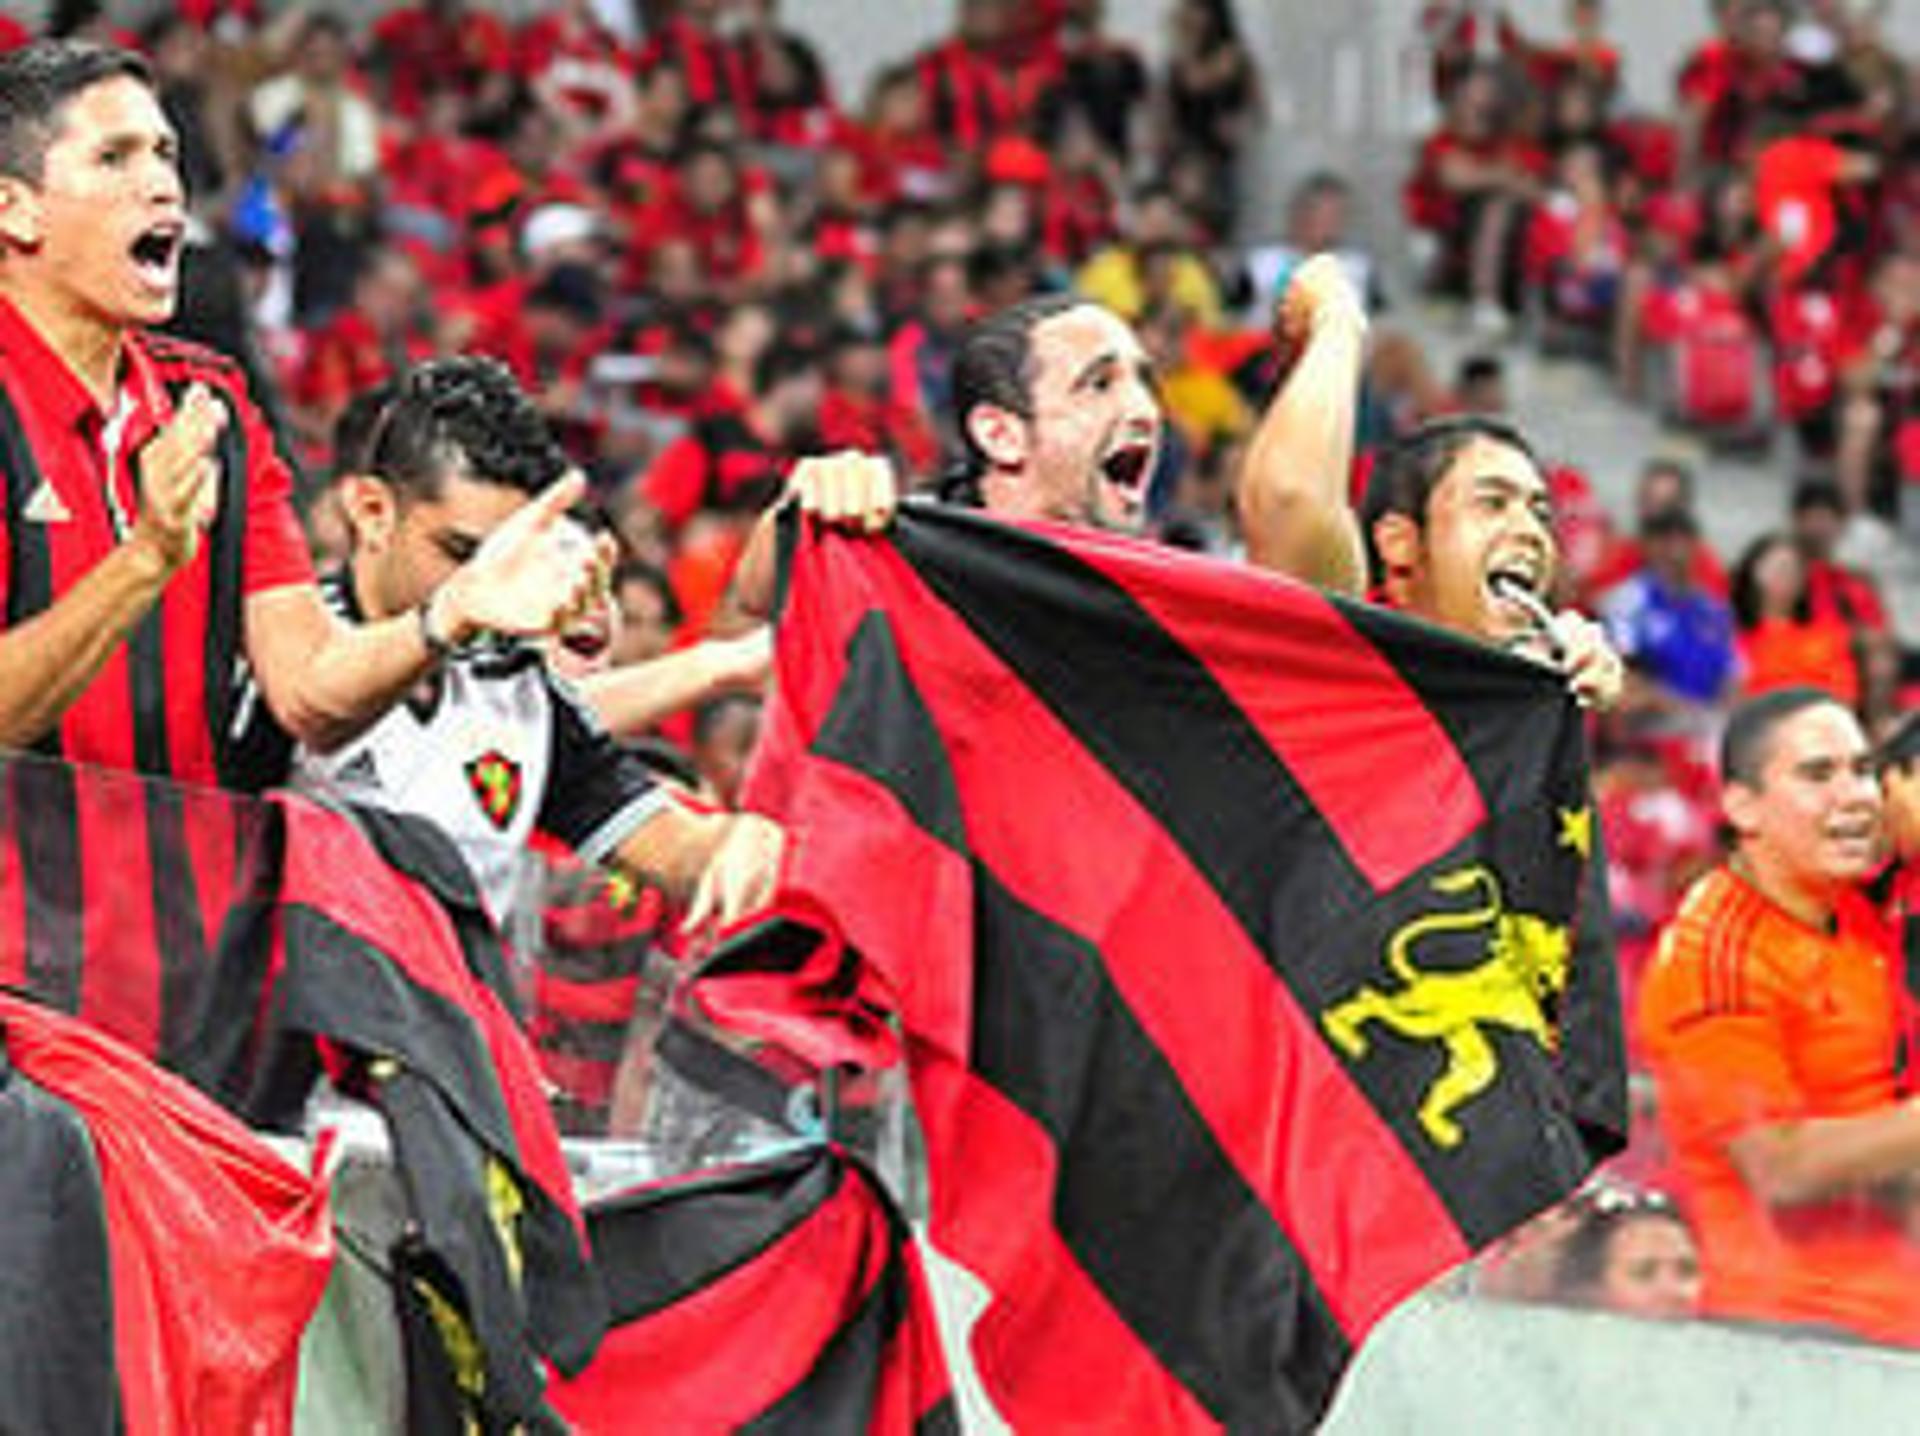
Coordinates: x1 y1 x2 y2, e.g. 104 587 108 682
1644 869 1776 1001
1656 867 1839 994
139 330 248 393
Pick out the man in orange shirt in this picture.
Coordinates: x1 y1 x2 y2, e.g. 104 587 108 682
1637 686 1920 1344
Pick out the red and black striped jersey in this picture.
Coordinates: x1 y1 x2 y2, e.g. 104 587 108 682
0 297 314 789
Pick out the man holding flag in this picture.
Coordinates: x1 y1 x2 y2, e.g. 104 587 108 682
704 259 1629 1429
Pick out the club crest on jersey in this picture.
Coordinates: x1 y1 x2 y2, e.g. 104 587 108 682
466 750 522 830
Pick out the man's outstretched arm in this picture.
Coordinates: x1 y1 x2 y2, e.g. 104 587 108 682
1236 255 1370 595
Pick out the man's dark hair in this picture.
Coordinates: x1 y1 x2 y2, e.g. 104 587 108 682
1879 710 1920 774
1790 475 1847 519
1639 506 1699 541
331 379 401 480
1358 414 1539 583
365 356 568 501
613 557 684 629
1291 170 1350 206
0 41 154 183
942 291 1087 502
526 262 605 328
1721 685 1842 789
752 339 821 396
1551 1192 1689 1304
1456 353 1505 392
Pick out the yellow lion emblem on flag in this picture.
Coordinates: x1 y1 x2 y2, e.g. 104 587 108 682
1320 865 1569 1149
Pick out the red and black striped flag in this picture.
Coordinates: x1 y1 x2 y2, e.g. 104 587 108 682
553 1137 956 1433
726 504 1626 1431
0 989 333 1436
0 762 605 1430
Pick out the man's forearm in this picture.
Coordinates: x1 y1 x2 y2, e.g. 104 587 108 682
0 536 174 750
1730 1100 1920 1208
580 634 768 738
245 584 440 754
1237 310 1368 593
611 801 730 904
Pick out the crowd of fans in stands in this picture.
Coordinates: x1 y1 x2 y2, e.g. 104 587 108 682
9 0 1920 1347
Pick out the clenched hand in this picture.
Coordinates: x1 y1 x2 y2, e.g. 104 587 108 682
133 383 226 570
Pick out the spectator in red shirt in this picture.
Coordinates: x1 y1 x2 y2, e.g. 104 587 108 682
1524 139 1630 330
636 0 750 119
1836 251 1920 518
476 262 612 463
818 322 940 481
1408 63 1549 335
368 0 514 123
1522 0 1622 100
639 340 825 536
841 66 954 211
1675 0 1805 177
289 243 431 457
734 0 835 148
914 0 1057 156
1789 477 1900 721
1791 478 1891 633
1730 532 1862 707
626 141 774 304
1754 120 1878 287
588 59 687 215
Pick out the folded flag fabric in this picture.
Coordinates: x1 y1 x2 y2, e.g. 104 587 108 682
553 1139 956 1435
0 760 605 1431
0 989 333 1436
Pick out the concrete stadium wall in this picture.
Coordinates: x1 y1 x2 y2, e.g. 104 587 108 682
1324 1288 1920 1436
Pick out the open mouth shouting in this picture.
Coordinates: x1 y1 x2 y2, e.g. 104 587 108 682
128 219 185 298
1485 556 1550 638
1096 436 1156 524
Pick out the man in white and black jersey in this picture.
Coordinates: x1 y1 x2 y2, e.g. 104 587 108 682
285 356 782 930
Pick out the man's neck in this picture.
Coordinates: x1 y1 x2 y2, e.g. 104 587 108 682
0 280 125 408
1729 848 1839 931
344 559 386 624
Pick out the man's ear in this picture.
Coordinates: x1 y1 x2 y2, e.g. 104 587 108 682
1722 780 1759 843
335 474 399 553
964 402 1029 471
0 175 44 251
1371 511 1421 583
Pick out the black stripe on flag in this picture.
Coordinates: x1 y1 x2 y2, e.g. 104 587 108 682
589 1145 840 1325
810 611 1349 1431
893 511 1376 945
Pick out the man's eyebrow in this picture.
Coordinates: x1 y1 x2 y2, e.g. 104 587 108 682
1069 349 1122 389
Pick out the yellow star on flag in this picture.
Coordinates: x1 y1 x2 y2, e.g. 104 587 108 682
1557 805 1594 860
